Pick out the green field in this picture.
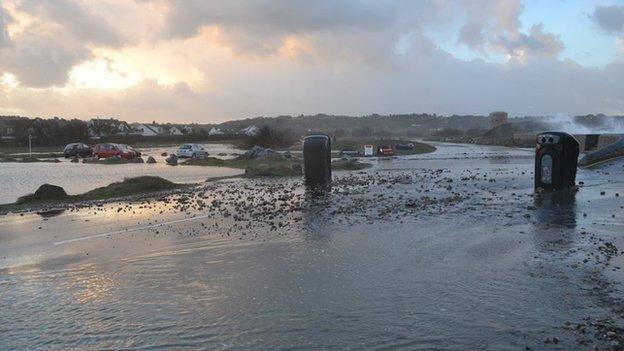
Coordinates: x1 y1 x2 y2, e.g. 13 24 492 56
330 138 436 156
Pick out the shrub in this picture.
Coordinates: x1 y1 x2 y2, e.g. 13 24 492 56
241 125 295 148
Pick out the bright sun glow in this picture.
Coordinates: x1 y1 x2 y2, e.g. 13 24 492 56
0 72 19 89
68 59 141 90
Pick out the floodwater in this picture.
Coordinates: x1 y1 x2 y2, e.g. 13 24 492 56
1 142 623 350
0 143 245 204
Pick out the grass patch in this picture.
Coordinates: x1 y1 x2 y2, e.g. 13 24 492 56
76 176 180 201
182 156 302 177
331 138 435 155
332 158 372 171
183 154 370 175
6 176 183 209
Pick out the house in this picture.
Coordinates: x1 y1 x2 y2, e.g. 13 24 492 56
242 125 259 136
130 123 162 136
0 123 18 139
168 126 183 136
182 125 195 134
208 127 224 136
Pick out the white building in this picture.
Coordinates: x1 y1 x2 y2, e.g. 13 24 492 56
182 125 195 134
208 127 224 136
242 125 260 136
131 123 162 136
169 127 183 136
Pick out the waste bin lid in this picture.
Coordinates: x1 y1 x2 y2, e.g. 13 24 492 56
304 134 330 141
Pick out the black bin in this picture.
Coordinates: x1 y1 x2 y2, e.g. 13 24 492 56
303 134 332 185
535 132 579 191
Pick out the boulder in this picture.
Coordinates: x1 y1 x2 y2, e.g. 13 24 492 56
33 184 68 200
166 154 178 166
128 157 144 163
241 146 272 159
104 156 124 164
161 152 168 157
146 156 157 164
70 156 79 163
239 146 285 160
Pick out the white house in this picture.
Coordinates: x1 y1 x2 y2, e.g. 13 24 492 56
169 127 183 136
131 123 162 136
182 125 195 134
242 125 259 136
208 127 224 136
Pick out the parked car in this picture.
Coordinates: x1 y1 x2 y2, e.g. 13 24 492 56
340 148 359 157
93 143 135 159
119 144 141 157
377 145 395 156
175 144 208 158
63 143 93 158
395 143 415 150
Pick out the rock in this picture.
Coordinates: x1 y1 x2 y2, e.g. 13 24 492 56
283 151 292 159
291 163 302 175
240 145 282 160
166 154 178 166
82 157 98 163
71 156 79 163
104 156 124 164
161 152 168 157
129 157 144 163
33 184 68 201
146 156 157 164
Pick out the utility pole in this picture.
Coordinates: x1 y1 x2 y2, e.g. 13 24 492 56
27 128 34 158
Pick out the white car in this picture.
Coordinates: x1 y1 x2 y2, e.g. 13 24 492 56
175 144 208 158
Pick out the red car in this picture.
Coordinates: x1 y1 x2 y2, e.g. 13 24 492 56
93 143 135 159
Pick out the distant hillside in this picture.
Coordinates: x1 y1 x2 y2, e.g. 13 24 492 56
2 113 623 147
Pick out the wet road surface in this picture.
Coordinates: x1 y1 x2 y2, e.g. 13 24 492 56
1 142 623 350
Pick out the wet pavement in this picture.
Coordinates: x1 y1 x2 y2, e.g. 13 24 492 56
0 142 623 350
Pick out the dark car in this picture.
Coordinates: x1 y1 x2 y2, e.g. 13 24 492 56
377 145 395 156
395 143 415 150
63 143 93 158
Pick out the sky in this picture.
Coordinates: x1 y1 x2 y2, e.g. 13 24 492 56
0 0 624 123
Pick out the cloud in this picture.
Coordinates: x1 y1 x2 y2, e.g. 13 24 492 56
0 5 11 47
0 29 91 87
591 5 624 34
456 0 562 61
494 24 564 62
159 0 402 57
18 0 124 47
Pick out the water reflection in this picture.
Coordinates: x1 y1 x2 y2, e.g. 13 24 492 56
487 154 511 164
531 189 578 252
300 186 333 241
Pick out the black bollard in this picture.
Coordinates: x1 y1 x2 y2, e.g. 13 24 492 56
534 132 579 191
303 134 332 185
